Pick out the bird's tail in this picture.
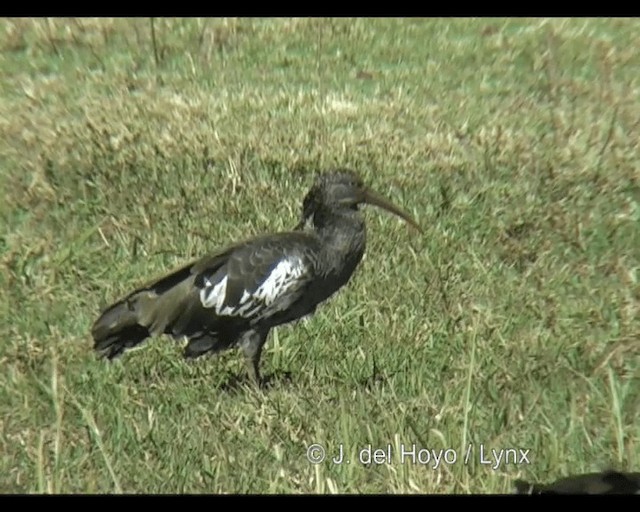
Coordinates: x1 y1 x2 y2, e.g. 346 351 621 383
91 260 202 360
91 294 152 359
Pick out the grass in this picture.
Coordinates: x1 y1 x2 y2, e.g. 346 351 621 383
1 17 639 494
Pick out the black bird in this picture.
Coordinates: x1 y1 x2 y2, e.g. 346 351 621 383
91 169 421 386
514 471 640 495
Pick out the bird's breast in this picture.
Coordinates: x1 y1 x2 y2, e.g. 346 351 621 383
308 245 365 304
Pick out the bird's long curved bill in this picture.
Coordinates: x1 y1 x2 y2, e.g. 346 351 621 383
362 188 422 233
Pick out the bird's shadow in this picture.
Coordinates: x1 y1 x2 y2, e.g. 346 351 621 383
218 370 294 394
357 354 398 391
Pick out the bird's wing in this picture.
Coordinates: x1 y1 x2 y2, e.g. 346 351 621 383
93 232 322 357
193 232 320 323
91 243 237 352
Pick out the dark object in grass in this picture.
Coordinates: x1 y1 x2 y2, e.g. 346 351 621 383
514 470 640 495
91 169 421 387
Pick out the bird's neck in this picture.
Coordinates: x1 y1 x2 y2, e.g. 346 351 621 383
312 208 366 275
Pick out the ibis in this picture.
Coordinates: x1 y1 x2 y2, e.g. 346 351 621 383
91 169 421 386
514 470 640 495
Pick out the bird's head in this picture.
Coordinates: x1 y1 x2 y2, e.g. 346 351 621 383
297 169 422 233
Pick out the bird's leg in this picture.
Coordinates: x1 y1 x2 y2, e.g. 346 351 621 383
239 329 269 387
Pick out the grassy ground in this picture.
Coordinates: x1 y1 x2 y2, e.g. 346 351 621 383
1 17 639 494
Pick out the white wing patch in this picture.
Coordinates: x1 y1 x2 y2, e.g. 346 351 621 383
199 275 228 311
199 256 307 318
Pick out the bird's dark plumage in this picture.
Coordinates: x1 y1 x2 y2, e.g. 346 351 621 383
514 471 640 495
91 169 421 385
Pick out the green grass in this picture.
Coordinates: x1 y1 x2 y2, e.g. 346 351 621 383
1 17 639 494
